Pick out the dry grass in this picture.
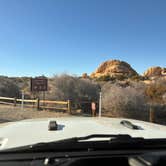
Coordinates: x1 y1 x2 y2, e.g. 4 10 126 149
0 105 70 123
0 104 166 126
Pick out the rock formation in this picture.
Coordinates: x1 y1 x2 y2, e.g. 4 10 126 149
90 60 138 78
143 67 166 77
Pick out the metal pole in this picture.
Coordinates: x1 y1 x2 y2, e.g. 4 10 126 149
99 91 102 117
21 91 24 111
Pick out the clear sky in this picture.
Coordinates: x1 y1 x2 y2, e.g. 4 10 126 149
0 0 166 77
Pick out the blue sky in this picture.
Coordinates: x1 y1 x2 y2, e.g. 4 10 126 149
0 0 166 77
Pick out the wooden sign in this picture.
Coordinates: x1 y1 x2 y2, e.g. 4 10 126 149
31 77 48 92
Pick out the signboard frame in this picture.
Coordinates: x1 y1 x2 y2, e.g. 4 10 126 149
30 77 48 92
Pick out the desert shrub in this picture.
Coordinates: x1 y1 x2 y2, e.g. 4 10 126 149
162 93 166 103
96 74 130 82
101 83 147 119
109 80 146 92
96 75 115 82
82 73 89 79
145 78 166 103
48 74 100 103
147 104 166 125
115 75 128 81
0 76 20 97
130 75 147 81
127 81 147 94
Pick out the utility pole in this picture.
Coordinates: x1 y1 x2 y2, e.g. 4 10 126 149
99 91 102 117
21 90 24 111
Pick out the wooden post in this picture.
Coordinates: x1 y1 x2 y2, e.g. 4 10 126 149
36 98 40 111
68 100 71 114
43 91 45 110
99 92 102 117
33 97 35 108
149 106 155 123
13 97 17 107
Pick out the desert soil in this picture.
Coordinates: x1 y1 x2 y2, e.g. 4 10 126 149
0 105 70 123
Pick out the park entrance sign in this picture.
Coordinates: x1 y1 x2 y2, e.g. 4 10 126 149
30 77 48 92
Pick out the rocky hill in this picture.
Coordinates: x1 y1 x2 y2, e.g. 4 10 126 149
143 67 166 78
90 60 138 78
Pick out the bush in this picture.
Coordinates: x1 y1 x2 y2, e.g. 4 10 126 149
48 74 100 103
145 78 166 103
101 83 147 119
96 75 115 82
115 75 128 81
0 76 20 97
146 104 166 125
130 75 147 81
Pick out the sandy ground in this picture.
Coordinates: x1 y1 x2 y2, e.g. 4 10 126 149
0 105 70 123
0 105 165 126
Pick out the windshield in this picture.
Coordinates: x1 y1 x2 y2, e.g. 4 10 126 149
0 0 166 150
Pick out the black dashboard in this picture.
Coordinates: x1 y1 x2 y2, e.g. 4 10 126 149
0 153 166 166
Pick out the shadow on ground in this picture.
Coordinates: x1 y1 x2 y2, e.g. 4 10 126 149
71 112 92 117
0 119 12 123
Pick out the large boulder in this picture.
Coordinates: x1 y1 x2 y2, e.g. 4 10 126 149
143 67 166 78
90 60 138 78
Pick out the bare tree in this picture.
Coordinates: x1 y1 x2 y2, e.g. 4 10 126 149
47 74 100 102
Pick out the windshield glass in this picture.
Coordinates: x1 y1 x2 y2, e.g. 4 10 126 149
0 0 166 150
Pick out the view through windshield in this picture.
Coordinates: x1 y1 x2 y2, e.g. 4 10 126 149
0 0 166 151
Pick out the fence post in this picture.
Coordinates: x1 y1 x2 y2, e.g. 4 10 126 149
13 97 17 107
36 98 40 111
99 92 102 117
149 105 155 123
68 100 71 114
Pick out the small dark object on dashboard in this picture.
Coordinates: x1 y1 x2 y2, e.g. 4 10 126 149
120 120 143 130
48 121 58 131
